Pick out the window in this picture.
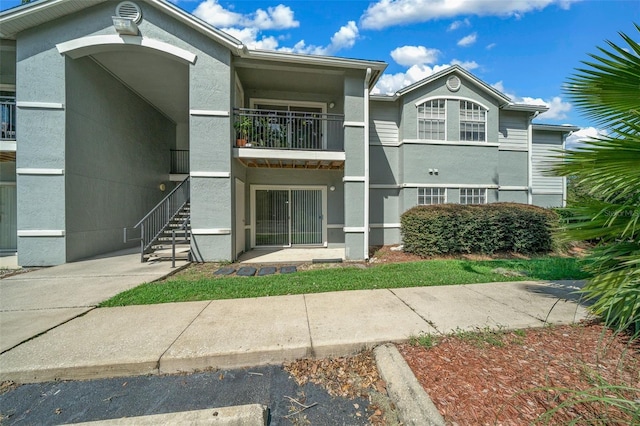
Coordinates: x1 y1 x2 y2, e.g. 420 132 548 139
459 188 486 204
417 99 445 140
418 187 446 205
459 101 486 142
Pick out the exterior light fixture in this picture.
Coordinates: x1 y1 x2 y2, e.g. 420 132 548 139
329 185 336 192
329 102 335 109
112 16 139 35
159 183 166 192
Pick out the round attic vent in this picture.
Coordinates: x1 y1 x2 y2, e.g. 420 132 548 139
446 75 461 92
116 1 142 23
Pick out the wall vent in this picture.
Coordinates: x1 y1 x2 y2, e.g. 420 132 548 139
446 75 461 92
116 1 142 23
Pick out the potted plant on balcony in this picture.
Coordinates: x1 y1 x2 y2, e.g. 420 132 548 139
233 116 252 147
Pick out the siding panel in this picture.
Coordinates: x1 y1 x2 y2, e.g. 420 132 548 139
370 102 399 145
499 111 528 151
532 131 563 194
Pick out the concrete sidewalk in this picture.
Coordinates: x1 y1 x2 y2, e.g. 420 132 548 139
0 280 589 384
0 249 188 353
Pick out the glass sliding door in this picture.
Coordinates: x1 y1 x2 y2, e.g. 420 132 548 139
291 189 323 245
255 189 289 246
254 187 324 247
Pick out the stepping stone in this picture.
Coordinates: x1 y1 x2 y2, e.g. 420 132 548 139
279 266 297 274
213 267 235 276
236 266 257 277
257 267 277 276
312 258 343 264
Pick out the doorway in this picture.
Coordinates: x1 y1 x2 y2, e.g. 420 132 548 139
251 185 327 247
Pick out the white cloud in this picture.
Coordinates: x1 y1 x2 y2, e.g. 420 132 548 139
391 45 440 66
360 0 580 30
252 5 299 30
448 18 471 31
566 127 608 149
493 81 572 121
457 32 477 47
277 21 359 55
194 0 299 30
372 61 478 95
486 43 497 50
194 1 362 55
193 0 242 27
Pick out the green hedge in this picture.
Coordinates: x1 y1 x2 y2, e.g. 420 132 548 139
401 203 558 257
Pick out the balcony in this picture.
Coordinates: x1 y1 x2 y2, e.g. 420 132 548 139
1 97 16 141
233 108 345 169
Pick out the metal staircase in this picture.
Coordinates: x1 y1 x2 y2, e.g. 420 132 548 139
124 177 190 264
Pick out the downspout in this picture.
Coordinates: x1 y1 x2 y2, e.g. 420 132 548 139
527 111 540 205
364 68 372 260
562 131 573 208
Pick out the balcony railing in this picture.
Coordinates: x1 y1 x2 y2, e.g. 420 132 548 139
233 108 344 151
1 97 16 141
170 149 189 174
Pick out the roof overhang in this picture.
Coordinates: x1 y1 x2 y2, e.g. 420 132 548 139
502 103 549 113
532 123 580 133
240 49 387 89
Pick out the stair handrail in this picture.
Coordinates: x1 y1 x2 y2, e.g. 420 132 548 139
131 176 190 262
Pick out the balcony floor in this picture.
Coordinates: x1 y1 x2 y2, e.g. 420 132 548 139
234 147 345 170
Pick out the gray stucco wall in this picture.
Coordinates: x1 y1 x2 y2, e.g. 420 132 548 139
401 144 499 185
64 56 173 261
498 150 528 187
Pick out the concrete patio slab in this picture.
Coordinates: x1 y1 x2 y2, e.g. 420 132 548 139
391 284 548 333
160 295 311 374
0 302 209 383
0 308 91 353
466 281 590 325
304 289 434 358
238 248 345 263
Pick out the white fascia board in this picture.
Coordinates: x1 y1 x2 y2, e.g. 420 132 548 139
532 123 580 133
235 148 345 162
503 104 549 113
242 49 387 74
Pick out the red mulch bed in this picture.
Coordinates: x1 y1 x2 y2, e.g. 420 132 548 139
399 322 640 425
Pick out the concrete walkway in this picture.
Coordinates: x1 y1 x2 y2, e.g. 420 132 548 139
0 278 589 384
0 249 188 353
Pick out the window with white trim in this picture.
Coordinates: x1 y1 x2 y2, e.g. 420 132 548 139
459 101 486 142
459 188 486 204
418 187 446 205
417 99 446 140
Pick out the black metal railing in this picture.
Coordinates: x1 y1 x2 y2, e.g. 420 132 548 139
1 97 16 141
125 176 190 262
233 108 344 150
170 149 189 174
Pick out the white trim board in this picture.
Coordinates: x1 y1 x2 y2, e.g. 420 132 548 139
190 172 230 178
191 228 231 235
343 176 366 182
343 121 366 128
56 35 197 64
18 230 65 237
16 101 64 109
370 223 401 229
190 110 229 117
402 139 500 148
16 168 64 175
499 186 529 191
403 183 499 189
343 227 365 233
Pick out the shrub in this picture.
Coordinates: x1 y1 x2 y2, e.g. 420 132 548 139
401 203 558 257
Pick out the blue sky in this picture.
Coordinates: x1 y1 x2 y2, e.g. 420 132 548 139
3 0 638 143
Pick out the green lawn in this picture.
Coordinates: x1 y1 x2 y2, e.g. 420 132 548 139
100 257 590 307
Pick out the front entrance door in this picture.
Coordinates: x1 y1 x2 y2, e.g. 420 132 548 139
253 186 326 247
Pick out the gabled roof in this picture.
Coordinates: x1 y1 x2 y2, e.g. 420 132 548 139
0 0 386 85
371 64 549 114
0 0 244 52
